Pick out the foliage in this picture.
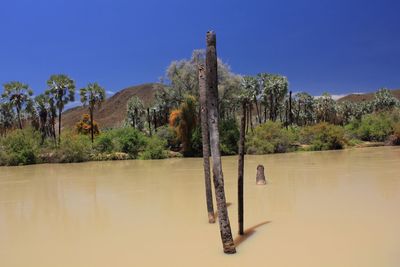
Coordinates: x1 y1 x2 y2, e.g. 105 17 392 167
155 125 179 149
80 82 106 142
300 122 345 150
219 118 240 155
46 74 76 112
0 128 40 165
314 93 336 123
293 92 315 126
169 95 197 155
94 130 115 153
346 111 397 142
246 121 295 154
259 73 289 121
0 102 15 135
165 49 241 113
140 136 168 159
76 114 100 136
46 74 75 143
53 132 92 163
1 81 33 129
126 96 145 129
110 127 147 158
372 88 399 112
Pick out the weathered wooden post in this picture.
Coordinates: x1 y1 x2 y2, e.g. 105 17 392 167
199 63 215 224
147 107 152 136
206 30 236 254
289 90 293 125
256 165 267 185
238 101 246 235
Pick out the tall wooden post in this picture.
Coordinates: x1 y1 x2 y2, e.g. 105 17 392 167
238 101 246 235
289 90 293 125
147 107 152 136
199 64 215 224
206 31 236 254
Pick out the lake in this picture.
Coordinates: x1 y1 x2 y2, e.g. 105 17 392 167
0 147 399 267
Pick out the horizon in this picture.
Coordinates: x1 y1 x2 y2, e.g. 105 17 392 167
1 0 400 104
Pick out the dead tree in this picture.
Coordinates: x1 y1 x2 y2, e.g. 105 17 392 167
199 64 215 224
289 90 293 125
238 101 246 235
256 165 266 185
206 31 236 254
147 107 152 136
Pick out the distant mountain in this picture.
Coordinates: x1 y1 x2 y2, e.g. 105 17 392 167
337 89 400 103
62 83 163 129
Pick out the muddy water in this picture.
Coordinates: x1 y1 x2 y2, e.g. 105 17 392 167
0 147 399 267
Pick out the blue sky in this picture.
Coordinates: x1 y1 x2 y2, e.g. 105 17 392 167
1 0 399 102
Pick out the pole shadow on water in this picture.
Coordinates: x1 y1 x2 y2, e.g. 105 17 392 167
233 221 271 247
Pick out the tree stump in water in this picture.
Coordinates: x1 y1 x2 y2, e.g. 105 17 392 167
256 165 266 185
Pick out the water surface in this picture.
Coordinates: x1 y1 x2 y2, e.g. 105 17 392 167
0 147 399 267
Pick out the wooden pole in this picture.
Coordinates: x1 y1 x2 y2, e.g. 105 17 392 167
238 101 246 235
206 31 236 254
198 64 215 224
256 165 266 185
289 90 293 125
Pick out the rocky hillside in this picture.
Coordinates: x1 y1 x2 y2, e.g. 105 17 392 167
62 83 163 129
337 89 400 103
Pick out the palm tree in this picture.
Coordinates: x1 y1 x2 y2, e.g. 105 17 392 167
127 96 145 130
1 81 33 129
0 102 15 136
34 94 50 143
80 83 106 143
46 74 75 144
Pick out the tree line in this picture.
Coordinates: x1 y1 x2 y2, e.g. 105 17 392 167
0 75 106 144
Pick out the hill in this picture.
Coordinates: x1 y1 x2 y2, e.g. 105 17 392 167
62 85 400 130
62 83 163 129
337 89 400 103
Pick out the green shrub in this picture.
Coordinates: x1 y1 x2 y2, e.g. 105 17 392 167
155 125 179 149
190 126 203 157
246 121 295 154
55 132 92 163
347 113 394 142
112 127 146 158
94 131 116 153
300 122 345 150
220 118 240 155
140 136 167 159
0 128 40 166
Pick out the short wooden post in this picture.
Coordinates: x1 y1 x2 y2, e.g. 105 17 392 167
256 165 266 185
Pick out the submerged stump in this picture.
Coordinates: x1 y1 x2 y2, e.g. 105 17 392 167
256 165 266 185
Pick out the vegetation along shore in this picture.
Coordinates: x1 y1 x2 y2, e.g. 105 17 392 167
1 51 399 166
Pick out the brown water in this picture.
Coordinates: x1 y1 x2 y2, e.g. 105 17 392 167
0 147 399 267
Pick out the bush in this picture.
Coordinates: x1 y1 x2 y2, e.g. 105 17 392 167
220 118 240 155
0 128 40 166
140 136 167 159
94 131 116 153
246 121 295 154
155 125 179 149
346 112 394 142
386 122 400 146
54 132 92 163
112 127 146 158
190 126 203 157
300 122 345 150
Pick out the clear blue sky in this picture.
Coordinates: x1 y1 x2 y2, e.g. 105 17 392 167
1 0 399 100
